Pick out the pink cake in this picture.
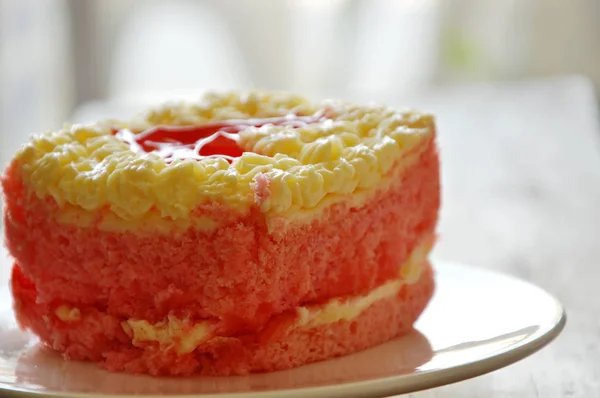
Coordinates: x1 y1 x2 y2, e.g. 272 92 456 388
2 91 440 376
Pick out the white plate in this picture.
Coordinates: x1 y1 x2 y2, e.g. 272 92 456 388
0 261 565 398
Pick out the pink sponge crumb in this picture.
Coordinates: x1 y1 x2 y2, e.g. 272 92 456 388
2 140 439 329
11 261 434 376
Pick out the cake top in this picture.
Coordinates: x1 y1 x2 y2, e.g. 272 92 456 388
12 91 435 222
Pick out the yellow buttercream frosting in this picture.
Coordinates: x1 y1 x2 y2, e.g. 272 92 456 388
54 305 81 323
124 316 216 355
13 91 434 223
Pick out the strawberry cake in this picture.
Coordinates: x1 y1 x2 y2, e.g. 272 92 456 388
2 91 440 376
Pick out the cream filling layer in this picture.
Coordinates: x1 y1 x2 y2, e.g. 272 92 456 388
14 91 434 224
54 238 432 355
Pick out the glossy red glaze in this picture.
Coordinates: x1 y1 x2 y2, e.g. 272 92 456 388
114 112 331 162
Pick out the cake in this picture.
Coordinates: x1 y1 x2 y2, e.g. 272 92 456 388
2 91 440 376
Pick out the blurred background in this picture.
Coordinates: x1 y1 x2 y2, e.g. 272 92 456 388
2 0 600 264
1 0 600 162
1 0 600 258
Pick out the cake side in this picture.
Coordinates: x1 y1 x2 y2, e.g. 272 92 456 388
3 138 438 324
10 252 434 376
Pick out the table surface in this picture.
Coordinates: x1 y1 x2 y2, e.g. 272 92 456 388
1 76 599 397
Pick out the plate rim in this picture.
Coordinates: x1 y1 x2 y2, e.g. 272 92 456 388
0 261 567 398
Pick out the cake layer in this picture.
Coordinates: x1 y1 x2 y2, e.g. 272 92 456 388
3 140 439 324
11 260 434 376
9 91 435 222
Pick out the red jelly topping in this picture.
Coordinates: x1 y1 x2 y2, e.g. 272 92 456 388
115 111 331 162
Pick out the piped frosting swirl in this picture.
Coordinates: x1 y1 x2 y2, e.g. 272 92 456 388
13 91 435 221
